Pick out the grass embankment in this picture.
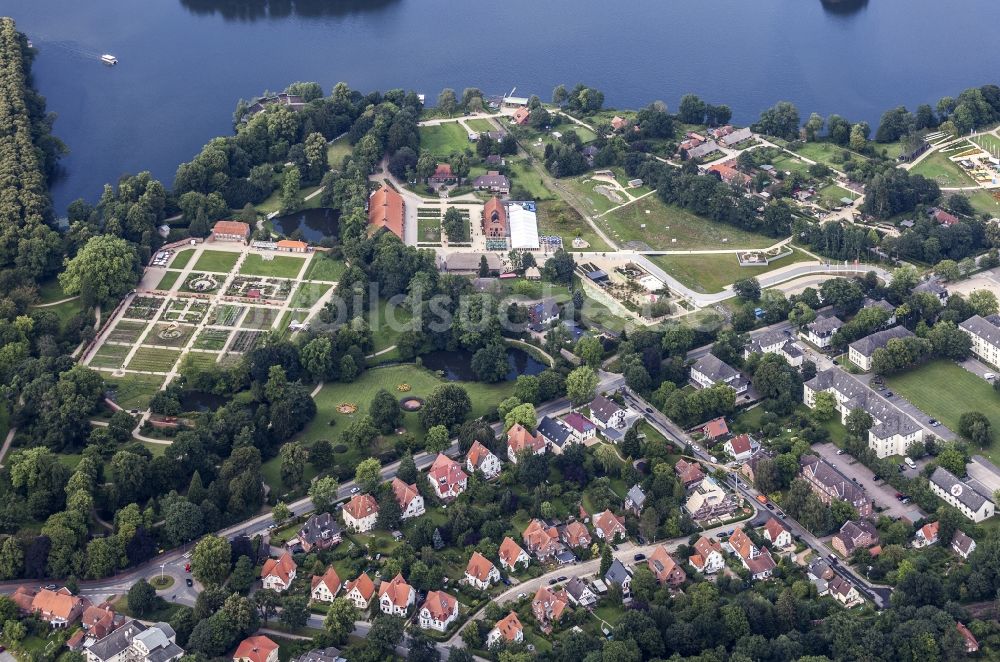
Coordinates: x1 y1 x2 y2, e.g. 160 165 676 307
647 248 813 294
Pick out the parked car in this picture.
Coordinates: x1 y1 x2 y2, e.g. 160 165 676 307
633 553 646 561
350 486 360 494
186 578 193 587
557 576 567 582
517 592 526 599
548 579 558 585
836 449 845 455
884 391 894 398
715 531 728 538
766 503 775 510
644 407 653 413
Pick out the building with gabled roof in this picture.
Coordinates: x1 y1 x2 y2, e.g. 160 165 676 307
378 574 415 617
81 602 122 640
689 536 725 574
532 586 569 633
464 552 500 590
427 453 469 499
261 551 297 592
727 527 776 580
675 458 706 488
848 325 915 371
368 184 405 240
85 619 183 662
294 511 342 553
564 577 598 607
344 573 376 609
523 519 565 561
952 529 977 558
913 521 939 548
593 510 627 541
498 536 531 571
418 590 459 632
604 559 633 594
342 493 380 532
802 315 843 348
391 477 425 520
234 635 279 662
473 171 510 194
512 107 531 125
466 440 502 479
625 484 646 515
507 423 546 463
487 611 524 647
959 314 1000 369
558 520 592 548
929 466 995 522
800 453 872 517
831 519 878 557
276 239 308 253
589 395 626 430
762 518 792 549
482 197 508 239
212 220 251 243
311 567 342 603
723 433 757 462
537 415 576 451
702 417 729 441
691 353 748 394
647 545 686 586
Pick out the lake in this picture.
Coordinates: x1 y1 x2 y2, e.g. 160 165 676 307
273 207 339 242
8 0 1000 212
421 347 547 382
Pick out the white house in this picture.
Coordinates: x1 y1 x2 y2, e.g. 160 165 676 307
929 467 995 522
378 574 415 617
960 314 1000 368
801 316 843 348
427 453 469 499
260 552 297 592
744 329 804 367
690 353 748 394
310 568 341 603
498 537 531 572
723 434 758 462
342 493 379 532
761 519 793 549
486 612 523 648
343 574 375 609
418 591 459 632
589 395 626 430
391 478 425 520
464 552 501 590
466 440 502 479
689 536 726 574
847 326 914 372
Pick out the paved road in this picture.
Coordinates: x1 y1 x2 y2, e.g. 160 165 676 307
811 442 924 522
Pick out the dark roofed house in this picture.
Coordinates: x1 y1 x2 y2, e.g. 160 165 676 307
914 278 949 304
929 466 995 522
291 648 347 662
244 93 307 119
604 559 632 595
590 394 626 430
951 530 977 558
690 353 747 394
863 297 897 324
800 454 872 516
802 315 844 348
295 512 343 553
537 416 575 451
485 154 506 167
960 314 1000 366
625 485 646 514
831 519 878 557
848 325 914 371
473 171 511 194
529 298 560 327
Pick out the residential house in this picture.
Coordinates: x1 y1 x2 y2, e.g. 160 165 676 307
929 466 995 522
604 559 633 595
85 620 184 662
593 510 627 541
728 527 777 580
498 536 531 572
378 574 415 617
512 107 531 126
931 207 960 226
707 161 752 188
487 611 524 648
368 184 405 241
482 197 508 238
685 476 739 521
81 603 121 640
524 266 541 280
522 519 566 562
391 478 425 520
679 136 704 152
429 163 457 185
848 326 915 371
466 440 502 479
952 529 978 558
290 648 346 662
243 93 307 118
537 415 576 453
959 314 1000 368
625 485 647 515
827 575 864 607
702 417 729 443
558 521 592 549
675 458 706 488
686 140 721 159
295 512 342 552
342 493 380 532
590 395 626 430
532 586 569 633
234 636 279 662
211 220 251 243
721 127 753 147
564 578 598 607
806 558 835 596
831 519 879 557
418 591 459 632
804 369 924 458
27 588 87 629
690 353 748 394
464 552 500 590
689 536 725 574
740 449 775 485
427 453 469 499
472 171 511 194
801 316 843 348
611 116 628 131
485 154 506 167
723 433 758 462
529 298 561 327
343 573 376 609
743 328 804 367
442 251 502 274
863 297 897 325
957 623 980 653
310 568 342 603
913 521 939 548
799 454 873 517
261 552 297 592
563 412 597 442
762 519 792 549
507 423 546 463
711 125 735 139
647 546 687 586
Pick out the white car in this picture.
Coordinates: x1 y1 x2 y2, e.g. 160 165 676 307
984 372 996 381
350 486 360 494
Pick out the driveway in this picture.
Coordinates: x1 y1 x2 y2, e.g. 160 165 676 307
877 386 956 442
812 442 925 522
958 356 997 381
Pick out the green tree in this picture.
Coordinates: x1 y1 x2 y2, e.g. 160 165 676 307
733 277 761 301
309 476 340 512
128 579 157 617
969 290 999 317
397 452 418 484
504 403 537 432
272 501 291 525
845 408 873 438
437 88 458 117
164 499 204 545
959 411 993 448
355 458 383 493
576 336 604 368
0 537 24 579
324 597 357 643
191 535 232 587
228 555 256 594
566 366 599 406
600 545 614 575
425 425 451 453
279 595 310 629
370 388 403 434
420 384 472 430
442 207 467 242
280 165 302 213
58 235 141 305
280 442 309 488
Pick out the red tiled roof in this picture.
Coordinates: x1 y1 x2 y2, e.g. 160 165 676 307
507 423 545 455
563 412 595 433
368 184 405 239
466 440 495 470
391 478 420 510
513 108 531 125
421 590 458 621
345 573 376 601
378 573 414 609
764 518 788 543
312 567 341 595
30 588 86 623
483 197 508 235
276 239 307 250
261 551 297 585
428 453 468 494
702 417 729 439
465 552 496 582
344 493 379 521
499 536 527 566
494 611 523 641
234 635 279 662
728 434 752 455
594 510 626 538
212 220 250 237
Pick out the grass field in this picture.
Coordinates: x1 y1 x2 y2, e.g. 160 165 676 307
536 200 610 251
959 189 1000 216
240 254 308 278
126 347 182 372
508 160 555 200
816 184 858 209
106 373 165 410
771 153 812 176
107 320 147 344
647 248 814 293
369 300 413 352
90 343 130 369
419 123 471 157
155 270 180 290
44 297 85 327
791 141 868 169
303 253 346 282
290 282 332 309
169 248 195 269
564 176 625 215
465 118 495 133
35 278 69 304
182 352 221 370
418 215 441 243
973 133 1000 155
193 250 240 273
885 360 1000 461
598 195 778 250
243 307 279 329
326 135 352 166
256 185 323 215
910 151 976 187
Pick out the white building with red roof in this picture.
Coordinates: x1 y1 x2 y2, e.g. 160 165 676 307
344 573 376 609
261 552 297 592
391 477 425 519
506 424 546 463
418 591 459 632
487 611 524 647
464 552 501 590
689 536 725 574
310 567 342 603
342 493 379 532
234 635 278 662
498 536 531 571
593 510 627 542
427 453 469 499
761 518 793 549
466 440 502 479
723 434 757 462
378 574 415 617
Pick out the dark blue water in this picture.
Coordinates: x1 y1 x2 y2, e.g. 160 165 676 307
273 207 339 241
6 0 1000 213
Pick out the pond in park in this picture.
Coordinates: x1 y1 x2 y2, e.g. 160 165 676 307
273 208 340 242
421 347 546 382
179 390 231 413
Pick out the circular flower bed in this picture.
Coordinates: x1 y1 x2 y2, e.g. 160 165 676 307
396 383 412 392
188 275 219 292
158 324 183 340
400 397 424 412
336 403 358 414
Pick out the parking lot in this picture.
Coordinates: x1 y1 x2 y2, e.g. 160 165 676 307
812 442 925 521
866 375 956 442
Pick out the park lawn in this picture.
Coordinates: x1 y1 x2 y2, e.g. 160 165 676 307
816 184 857 209
155 270 181 290
910 151 977 187
647 249 814 294
508 160 556 200
465 118 495 133
290 282 332 309
536 200 611 251
105 373 165 410
598 195 777 251
303 252 346 282
418 215 442 244
419 122 472 157
169 248 195 269
581 296 630 333
973 133 1000 155
886 360 1000 461
193 250 240 273
959 189 1000 217
771 153 812 176
45 297 86 328
298 365 516 447
326 135 352 166
35 278 69 304
564 176 625 215
256 185 324 215
369 300 413 353
791 141 868 169
240 254 308 279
